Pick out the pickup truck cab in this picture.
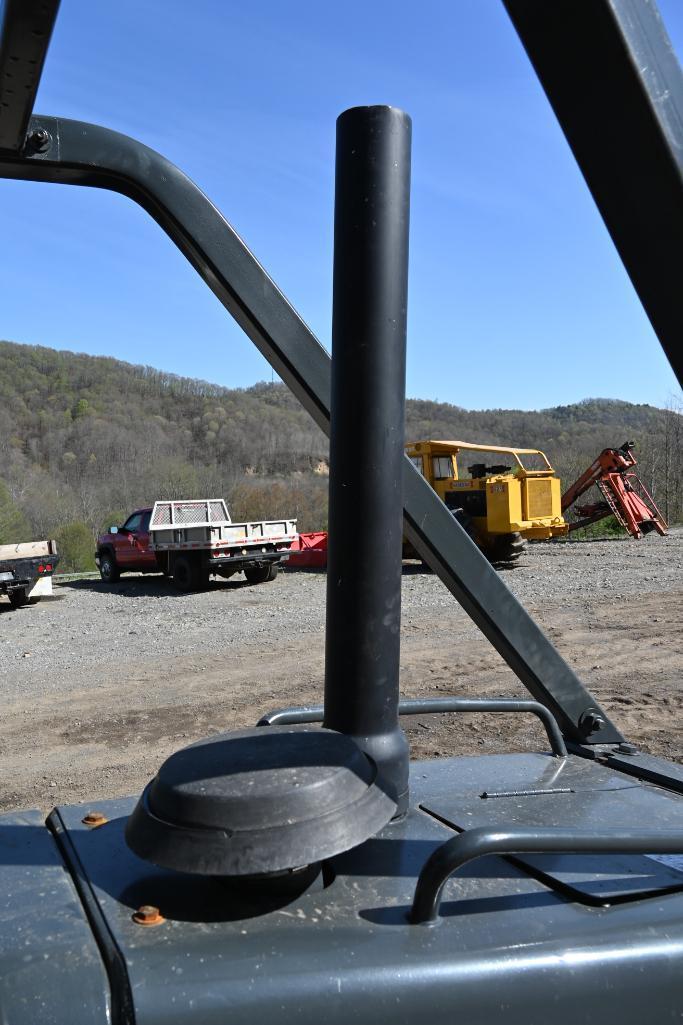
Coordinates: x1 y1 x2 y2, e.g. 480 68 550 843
96 500 297 591
97 509 157 581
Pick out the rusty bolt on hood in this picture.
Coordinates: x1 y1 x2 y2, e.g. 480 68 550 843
82 811 108 828
132 905 165 927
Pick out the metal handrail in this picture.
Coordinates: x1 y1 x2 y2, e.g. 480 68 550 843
257 697 567 758
407 440 554 473
410 826 683 924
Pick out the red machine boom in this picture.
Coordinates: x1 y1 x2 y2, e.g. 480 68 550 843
561 442 667 538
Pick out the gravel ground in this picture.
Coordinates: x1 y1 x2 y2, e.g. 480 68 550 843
1 530 681 811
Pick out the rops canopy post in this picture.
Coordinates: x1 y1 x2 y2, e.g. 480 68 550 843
324 105 412 815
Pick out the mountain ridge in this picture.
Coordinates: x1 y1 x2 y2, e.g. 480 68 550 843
1 340 680 553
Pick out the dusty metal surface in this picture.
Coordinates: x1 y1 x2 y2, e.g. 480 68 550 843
0 809 110 1024
419 753 683 903
41 754 683 1025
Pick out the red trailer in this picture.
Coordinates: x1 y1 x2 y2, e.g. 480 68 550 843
286 531 328 568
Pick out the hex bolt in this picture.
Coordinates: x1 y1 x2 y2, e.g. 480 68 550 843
82 811 108 828
132 904 165 927
26 127 50 153
616 742 639 756
579 708 607 736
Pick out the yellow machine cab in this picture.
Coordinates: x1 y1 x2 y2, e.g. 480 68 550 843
405 440 568 565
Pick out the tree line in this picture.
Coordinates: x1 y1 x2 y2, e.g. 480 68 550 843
1 340 680 571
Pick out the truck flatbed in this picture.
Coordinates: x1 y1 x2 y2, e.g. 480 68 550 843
96 501 297 591
0 540 59 606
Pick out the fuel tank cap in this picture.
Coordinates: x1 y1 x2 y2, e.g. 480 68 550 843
125 725 396 876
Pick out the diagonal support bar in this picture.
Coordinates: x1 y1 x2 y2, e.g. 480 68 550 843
0 0 60 152
0 115 623 744
503 0 683 387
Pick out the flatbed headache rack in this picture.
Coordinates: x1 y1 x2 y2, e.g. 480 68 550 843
148 499 297 552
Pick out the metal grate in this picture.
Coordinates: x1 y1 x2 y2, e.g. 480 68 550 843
151 504 172 526
526 479 553 519
174 502 207 524
209 501 226 522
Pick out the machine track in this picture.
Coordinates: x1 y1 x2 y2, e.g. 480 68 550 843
452 510 526 568
488 532 527 567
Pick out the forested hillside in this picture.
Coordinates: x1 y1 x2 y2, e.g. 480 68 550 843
1 341 680 568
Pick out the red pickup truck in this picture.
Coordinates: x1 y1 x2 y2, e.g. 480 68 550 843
96 509 157 583
95 502 297 590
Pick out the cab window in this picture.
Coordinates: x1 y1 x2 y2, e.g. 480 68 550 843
410 456 424 475
123 512 143 532
432 456 453 480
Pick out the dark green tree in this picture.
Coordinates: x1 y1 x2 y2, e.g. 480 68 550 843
55 522 96 572
0 481 30 544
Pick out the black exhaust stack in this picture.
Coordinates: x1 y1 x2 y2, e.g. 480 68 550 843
324 105 412 815
125 104 412 876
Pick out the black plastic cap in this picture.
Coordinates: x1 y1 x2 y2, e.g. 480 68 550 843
125 725 397 876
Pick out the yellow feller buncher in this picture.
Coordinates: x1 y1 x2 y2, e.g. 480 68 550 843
404 440 568 566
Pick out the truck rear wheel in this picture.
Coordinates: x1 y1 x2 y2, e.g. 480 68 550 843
244 563 278 584
194 564 210 590
8 587 30 607
172 555 197 592
99 551 120 583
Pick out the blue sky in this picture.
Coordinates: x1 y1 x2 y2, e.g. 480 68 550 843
1 0 681 410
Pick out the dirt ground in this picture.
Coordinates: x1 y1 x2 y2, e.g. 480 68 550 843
1 532 681 814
